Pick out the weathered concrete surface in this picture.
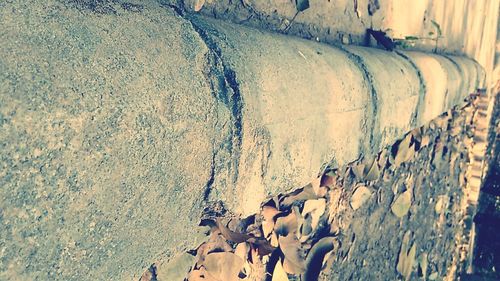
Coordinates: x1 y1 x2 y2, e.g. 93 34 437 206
191 16 485 215
0 1 485 280
0 1 233 280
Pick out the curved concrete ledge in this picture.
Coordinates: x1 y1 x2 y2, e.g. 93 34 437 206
189 16 485 215
0 1 485 280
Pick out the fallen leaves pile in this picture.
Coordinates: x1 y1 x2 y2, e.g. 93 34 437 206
142 94 482 281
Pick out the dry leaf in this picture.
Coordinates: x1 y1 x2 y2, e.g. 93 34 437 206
394 134 415 166
351 161 366 180
411 127 422 142
280 186 317 208
302 236 337 281
432 115 449 130
240 261 252 279
247 237 275 256
299 215 313 243
234 243 248 260
196 232 232 267
262 206 280 221
250 247 259 265
396 231 417 280
272 258 289 281
204 252 244 281
270 232 279 247
157 253 194 281
397 231 416 280
262 206 280 238
320 170 337 188
216 218 252 243
397 232 410 274
278 234 306 274
292 206 304 240
391 189 412 218
364 157 380 181
311 176 328 197
404 244 416 280
275 210 299 237
421 135 430 147
187 267 218 281
350 185 372 210
418 252 428 279
193 0 205 12
351 157 379 181
302 199 326 232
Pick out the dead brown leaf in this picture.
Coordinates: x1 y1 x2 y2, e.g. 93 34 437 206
391 189 412 218
262 206 280 238
272 258 290 281
311 176 328 197
280 186 317 208
420 135 430 148
364 157 380 181
302 236 337 281
216 218 252 243
397 231 416 280
203 252 244 281
394 134 415 166
234 243 248 260
320 170 338 188
301 198 326 233
247 237 275 256
195 232 232 267
274 210 299 237
278 234 306 274
187 267 218 281
193 0 205 12
350 185 372 210
351 161 366 180
411 127 423 142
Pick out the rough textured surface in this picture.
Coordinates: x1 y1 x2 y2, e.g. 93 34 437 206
0 1 231 280
0 1 486 280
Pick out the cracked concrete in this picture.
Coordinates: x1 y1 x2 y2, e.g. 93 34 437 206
0 0 486 280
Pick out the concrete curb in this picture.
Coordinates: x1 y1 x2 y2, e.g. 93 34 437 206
189 15 485 215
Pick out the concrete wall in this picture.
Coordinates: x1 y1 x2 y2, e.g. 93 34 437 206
0 0 485 280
